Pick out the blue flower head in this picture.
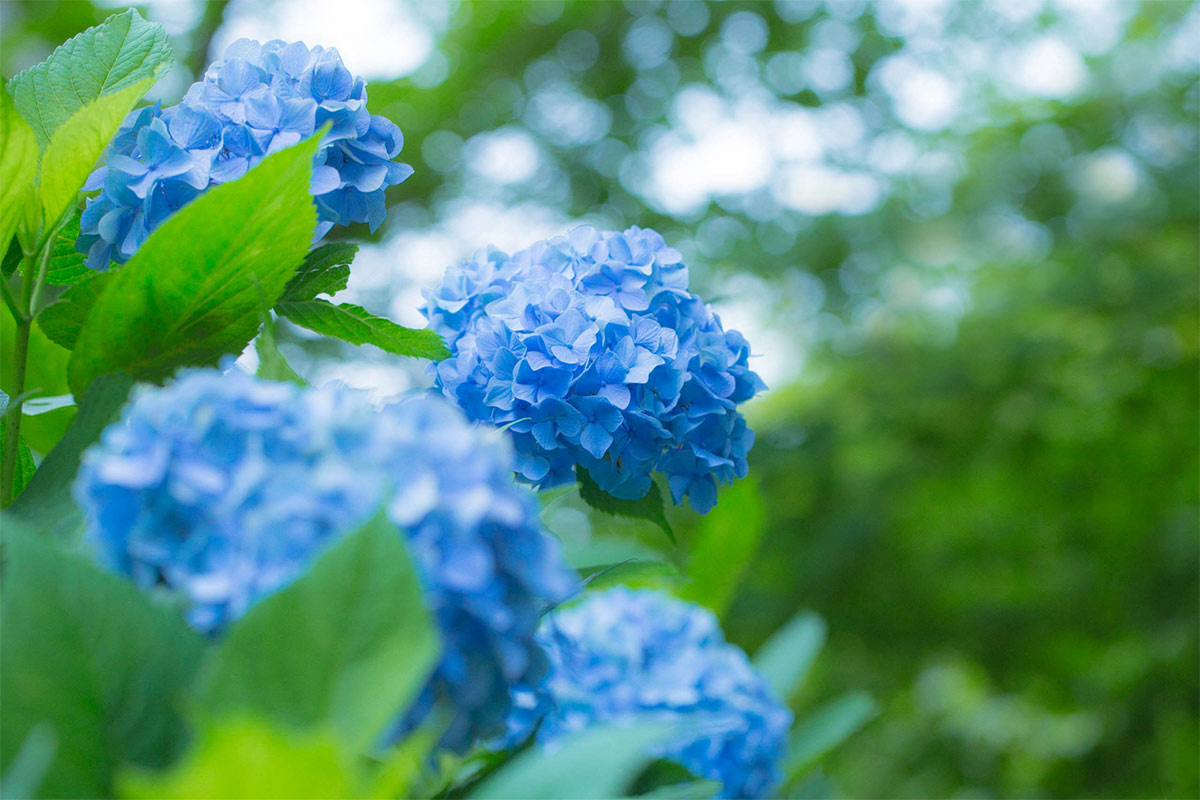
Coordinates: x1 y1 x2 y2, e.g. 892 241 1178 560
73 367 577 752
508 587 792 799
78 39 413 270
422 226 766 513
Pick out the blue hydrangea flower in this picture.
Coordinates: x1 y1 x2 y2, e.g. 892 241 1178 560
77 39 413 270
508 587 792 799
421 226 766 513
73 367 577 752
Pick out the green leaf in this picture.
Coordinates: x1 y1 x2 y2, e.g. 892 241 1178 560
6 8 172 147
36 271 113 350
783 692 879 783
638 779 723 798
0 725 56 800
280 242 356 301
277 299 449 360
4 374 134 541
255 315 305 385
119 718 358 800
0 308 75 454
681 478 765 616
787 770 836 800
38 78 156 231
471 722 677 800
2 239 21 278
0 529 205 798
0 416 35 503
197 508 440 753
68 133 321 399
44 213 90 286
577 465 675 545
753 611 827 701
0 88 37 256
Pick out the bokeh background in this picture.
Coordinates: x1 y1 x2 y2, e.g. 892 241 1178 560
3 0 1197 797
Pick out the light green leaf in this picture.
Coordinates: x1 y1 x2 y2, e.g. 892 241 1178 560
681 478 765 616
68 133 321 399
0 88 37 256
197 508 440 753
255 315 305 385
0 528 205 799
472 722 677 800
577 465 675 545
277 299 449 360
38 79 155 230
4 374 134 541
119 718 358 800
36 271 113 350
7 8 172 147
783 692 879 782
44 213 90 286
280 242 356 301
753 611 827 701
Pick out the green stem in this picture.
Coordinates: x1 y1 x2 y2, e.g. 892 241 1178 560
1 252 36 506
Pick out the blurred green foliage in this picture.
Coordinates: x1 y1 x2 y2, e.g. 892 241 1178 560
3 0 1196 797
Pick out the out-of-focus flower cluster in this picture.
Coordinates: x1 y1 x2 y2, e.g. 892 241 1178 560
74 367 576 752
77 38 412 270
422 225 765 514
508 587 791 799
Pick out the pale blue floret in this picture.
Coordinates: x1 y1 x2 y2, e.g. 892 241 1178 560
421 226 766 513
73 367 577 752
508 587 792 799
78 38 413 270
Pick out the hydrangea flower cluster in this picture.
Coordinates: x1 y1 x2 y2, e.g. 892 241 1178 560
508 587 792 799
77 38 412 270
422 226 765 514
74 367 577 752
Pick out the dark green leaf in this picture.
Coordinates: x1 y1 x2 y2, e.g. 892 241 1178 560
36 271 113 350
44 213 90 286
67 133 321 398
280 242 356 302
752 611 827 701
638 779 722 798
0 529 205 798
681 478 765 615
197 508 440 752
0 416 35 503
276 299 449 360
2 239 21 279
4 374 133 541
577 466 675 545
783 693 878 782
6 9 172 147
471 722 676 799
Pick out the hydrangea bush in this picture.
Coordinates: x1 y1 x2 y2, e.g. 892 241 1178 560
0 11 871 800
74 366 577 751
423 226 766 513
77 38 412 269
509 587 792 799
